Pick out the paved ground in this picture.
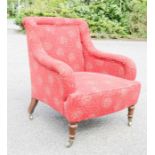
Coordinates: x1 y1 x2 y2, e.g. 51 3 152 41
7 20 146 155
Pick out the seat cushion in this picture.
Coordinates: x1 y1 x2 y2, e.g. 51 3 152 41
64 72 141 122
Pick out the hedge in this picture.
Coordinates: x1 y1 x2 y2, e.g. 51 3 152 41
8 0 147 39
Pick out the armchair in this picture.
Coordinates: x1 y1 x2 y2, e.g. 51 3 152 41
23 17 141 147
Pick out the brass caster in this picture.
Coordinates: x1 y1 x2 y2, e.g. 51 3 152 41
29 114 33 120
65 139 74 148
128 121 132 127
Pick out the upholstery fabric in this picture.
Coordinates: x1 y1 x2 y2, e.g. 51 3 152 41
23 17 141 122
65 72 140 122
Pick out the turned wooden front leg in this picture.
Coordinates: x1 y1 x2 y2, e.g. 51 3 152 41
28 98 38 119
128 105 135 126
66 122 78 147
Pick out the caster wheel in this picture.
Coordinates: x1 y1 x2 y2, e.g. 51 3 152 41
29 114 33 120
128 121 132 127
65 140 74 148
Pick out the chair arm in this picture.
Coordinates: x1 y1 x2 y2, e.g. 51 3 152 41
85 49 137 80
78 20 136 80
32 47 76 98
23 18 76 98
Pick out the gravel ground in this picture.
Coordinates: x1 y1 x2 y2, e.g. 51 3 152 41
7 20 147 155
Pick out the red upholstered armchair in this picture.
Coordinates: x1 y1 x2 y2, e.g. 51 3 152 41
23 17 141 147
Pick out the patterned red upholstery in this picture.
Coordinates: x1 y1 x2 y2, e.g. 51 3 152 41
23 17 141 122
65 72 140 122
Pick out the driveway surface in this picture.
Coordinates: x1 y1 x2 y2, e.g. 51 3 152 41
7 19 147 155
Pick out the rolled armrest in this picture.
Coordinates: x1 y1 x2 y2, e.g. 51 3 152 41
32 47 76 98
87 49 137 80
24 20 76 97
79 20 136 80
32 47 74 78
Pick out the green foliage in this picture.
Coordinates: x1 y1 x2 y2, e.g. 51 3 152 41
7 0 147 39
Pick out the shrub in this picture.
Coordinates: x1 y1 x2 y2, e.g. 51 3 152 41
8 0 147 39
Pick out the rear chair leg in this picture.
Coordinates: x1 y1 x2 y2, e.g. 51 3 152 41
66 122 78 148
28 98 38 120
128 105 135 127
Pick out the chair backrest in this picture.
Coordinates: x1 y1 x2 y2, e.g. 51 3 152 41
24 17 86 71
